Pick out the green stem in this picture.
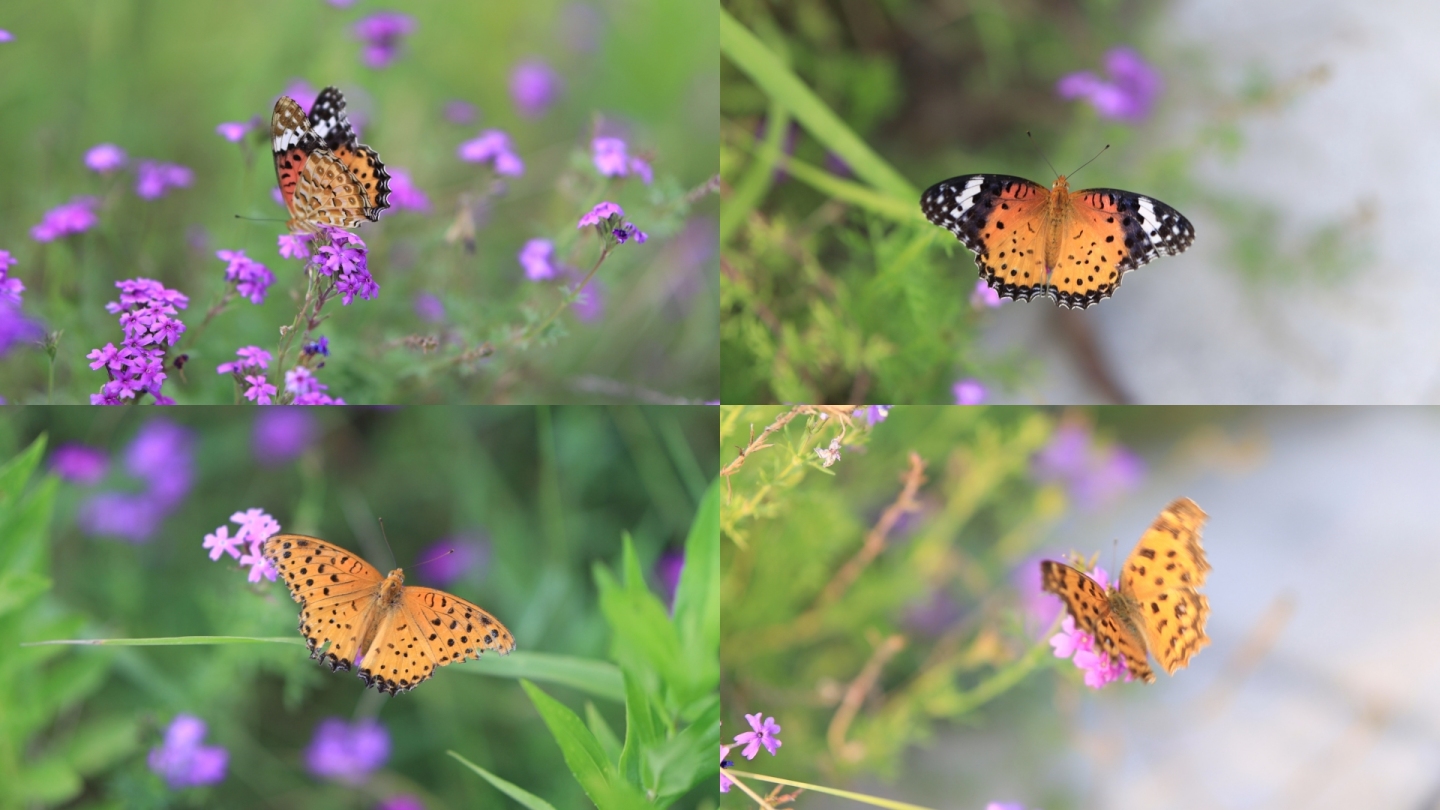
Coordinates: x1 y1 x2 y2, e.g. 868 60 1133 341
525 245 610 342
274 266 319 380
723 769 936 810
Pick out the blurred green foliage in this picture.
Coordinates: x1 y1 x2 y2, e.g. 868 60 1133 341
720 2 1363 403
0 406 717 809
0 0 718 403
722 406 1090 805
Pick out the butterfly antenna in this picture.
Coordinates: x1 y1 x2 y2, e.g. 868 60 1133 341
234 214 288 224
377 518 397 570
1026 131 1061 180
414 547 456 570
1068 144 1111 181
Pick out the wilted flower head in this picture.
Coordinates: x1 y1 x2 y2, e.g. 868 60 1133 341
31 197 99 242
354 12 416 69
814 436 842 467
519 238 558 281
135 161 193 200
85 143 127 173
1056 47 1163 124
49 443 109 484
147 715 228 789
509 59 562 118
457 130 524 177
306 717 390 784
217 249 274 305
953 378 986 405
414 534 490 587
253 408 317 465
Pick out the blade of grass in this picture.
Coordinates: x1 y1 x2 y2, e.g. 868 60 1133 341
448 750 560 810
720 8 916 201
22 636 303 647
724 769 937 810
460 651 625 703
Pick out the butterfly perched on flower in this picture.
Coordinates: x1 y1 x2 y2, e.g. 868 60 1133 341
271 86 391 233
921 173 1194 308
261 534 514 695
1040 497 1210 683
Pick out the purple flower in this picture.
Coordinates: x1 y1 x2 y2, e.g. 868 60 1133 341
215 507 282 582
303 336 330 357
305 718 390 785
89 279 188 405
0 30 12 42
217 249 274 305
903 589 963 636
85 143 128 173
0 252 29 306
971 279 1003 309
654 548 684 607
987 803 1030 810
217 345 272 375
591 138 652 184
384 168 429 212
244 375 277 404
313 226 377 305
378 796 425 810
135 161 194 200
216 121 250 142
509 59 562 117
78 420 193 541
413 293 445 322
0 300 42 355
278 233 312 260
444 100 477 125
953 378 986 405
354 12 415 69
457 130 524 177
253 408 318 465
519 238 558 281
285 366 346 404
720 744 734 793
1032 421 1144 510
31 196 99 242
203 525 242 561
733 713 781 759
860 405 890 426
1013 555 1063 638
327 0 356 6
414 534 489 587
49 443 109 484
284 80 319 113
147 715 228 790
1046 567 1132 689
1056 47 1163 124
568 274 604 322
578 201 624 228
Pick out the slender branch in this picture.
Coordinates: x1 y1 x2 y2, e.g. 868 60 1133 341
827 634 906 763
720 405 859 480
723 769 936 810
723 768 777 809
816 451 927 607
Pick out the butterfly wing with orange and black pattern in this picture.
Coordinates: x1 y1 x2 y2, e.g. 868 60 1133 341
308 86 391 220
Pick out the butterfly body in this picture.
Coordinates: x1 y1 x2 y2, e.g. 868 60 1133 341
920 172 1195 308
261 534 513 695
271 87 390 234
1040 498 1210 683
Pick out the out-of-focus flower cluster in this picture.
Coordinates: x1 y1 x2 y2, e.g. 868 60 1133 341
1031 418 1144 510
76 420 194 542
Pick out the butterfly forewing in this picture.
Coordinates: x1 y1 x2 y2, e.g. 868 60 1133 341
1119 498 1211 675
1041 560 1156 683
261 534 386 671
307 86 391 220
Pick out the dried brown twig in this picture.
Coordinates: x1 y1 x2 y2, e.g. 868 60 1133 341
816 451 927 607
827 634 907 763
720 405 860 483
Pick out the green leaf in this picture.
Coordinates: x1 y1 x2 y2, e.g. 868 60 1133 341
671 479 718 688
461 651 625 703
646 698 720 804
521 680 650 810
0 431 46 509
585 702 623 767
617 668 659 790
13 754 80 804
0 571 50 618
594 536 691 706
448 750 560 810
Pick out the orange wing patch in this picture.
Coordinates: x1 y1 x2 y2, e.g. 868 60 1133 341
308 86 391 219
1041 559 1156 683
289 151 370 233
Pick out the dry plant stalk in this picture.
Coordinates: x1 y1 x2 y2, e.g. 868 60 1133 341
827 634 907 763
817 451 927 607
720 405 860 488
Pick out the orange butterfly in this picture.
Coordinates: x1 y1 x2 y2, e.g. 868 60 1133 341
271 88 389 233
261 534 514 695
921 173 1195 308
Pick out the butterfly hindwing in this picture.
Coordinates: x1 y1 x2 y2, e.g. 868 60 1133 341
261 534 386 670
307 86 391 220
1041 559 1156 683
921 174 1057 303
1119 497 1211 675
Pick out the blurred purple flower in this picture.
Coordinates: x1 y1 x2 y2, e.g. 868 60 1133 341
720 744 734 793
414 534 490 587
1032 421 1144 510
306 718 390 785
217 249 274 305
216 121 250 142
284 80 319 113
413 292 445 322
0 300 42 355
148 715 228 790
971 279 1003 309
85 143 127 173
313 226 377 305
31 196 99 242
78 420 193 542
0 31 12 42
1013 555 1063 638
135 161 193 201
987 803 1029 810
510 59 562 118
577 201 622 228
903 589 964 636
824 152 854 178
303 336 330 357
278 233 312 260
327 0 356 6
378 796 424 810
458 130 524 177
217 345 271 376
49 443 109 484
354 12 415 69
953 378 986 405
444 100 477 125
860 405 890 426
733 713 781 759
655 548 684 607
591 137 652 184
519 238 558 281
567 272 604 322
1056 47 1163 124
384 168 429 213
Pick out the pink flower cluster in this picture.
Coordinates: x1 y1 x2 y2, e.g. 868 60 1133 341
312 226 377 306
1047 565 1133 689
591 138 652 184
203 507 282 583
457 130 524 176
217 346 276 404
86 278 188 404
